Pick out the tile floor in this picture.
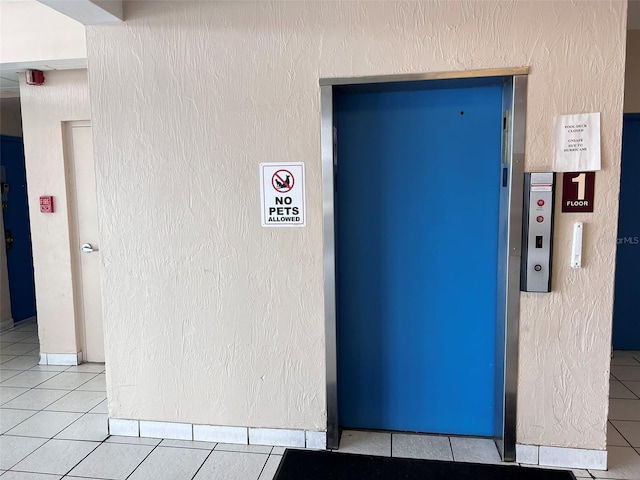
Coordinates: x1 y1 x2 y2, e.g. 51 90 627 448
1 319 639 479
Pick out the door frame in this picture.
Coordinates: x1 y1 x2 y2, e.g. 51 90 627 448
62 120 104 362
320 68 528 461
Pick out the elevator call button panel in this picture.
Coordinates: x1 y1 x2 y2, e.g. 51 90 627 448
521 172 555 293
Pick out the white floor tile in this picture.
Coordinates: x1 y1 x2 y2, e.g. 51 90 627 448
392 433 453 461
0 387 29 405
1 372 59 389
193 451 268 480
0 332 35 343
29 365 69 372
623 381 640 397
588 446 640 479
0 409 37 434
609 399 640 421
0 357 40 371
27 365 69 373
611 420 640 448
611 366 640 382
44 391 105 413
3 389 68 411
611 357 640 366
6 411 82 438
271 447 286 455
258 455 283 480
608 422 631 447
215 443 272 454
614 351 639 358
12 323 37 332
12 439 99 475
55 413 108 442
64 477 110 480
64 364 105 374
337 430 391 457
105 436 160 446
1 472 62 479
16 335 41 345
88 399 108 414
0 354 18 364
69 442 154 479
35 373 97 391
1 344 40 356
450 437 501 464
0 370 22 382
128 446 209 480
74 375 105 392
610 380 638 399
160 439 216 450
0 435 47 470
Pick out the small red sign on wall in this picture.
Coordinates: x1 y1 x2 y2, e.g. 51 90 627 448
39 196 54 213
562 172 595 212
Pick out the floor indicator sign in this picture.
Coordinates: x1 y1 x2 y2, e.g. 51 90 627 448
260 162 306 227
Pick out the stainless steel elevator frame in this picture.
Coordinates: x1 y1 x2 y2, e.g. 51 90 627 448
321 68 528 461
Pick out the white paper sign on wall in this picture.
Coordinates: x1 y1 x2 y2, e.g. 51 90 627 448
553 112 601 172
260 162 306 227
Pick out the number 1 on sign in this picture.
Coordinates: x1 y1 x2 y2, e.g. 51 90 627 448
571 173 586 200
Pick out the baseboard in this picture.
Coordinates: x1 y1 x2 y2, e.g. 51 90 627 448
516 443 607 471
39 351 83 366
108 418 327 450
0 318 14 331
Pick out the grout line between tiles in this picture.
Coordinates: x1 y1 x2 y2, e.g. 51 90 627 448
448 436 454 461
56 436 103 478
189 446 215 480
255 450 271 480
122 439 160 479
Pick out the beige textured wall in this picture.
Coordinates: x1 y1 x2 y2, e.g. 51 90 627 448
86 1 626 449
625 30 640 113
19 69 90 354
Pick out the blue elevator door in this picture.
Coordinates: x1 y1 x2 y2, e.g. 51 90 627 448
335 82 503 436
613 114 640 350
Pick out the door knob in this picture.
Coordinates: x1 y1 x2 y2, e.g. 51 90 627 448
81 243 96 253
5 229 14 251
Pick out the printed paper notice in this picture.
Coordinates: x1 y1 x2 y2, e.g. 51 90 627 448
553 112 601 172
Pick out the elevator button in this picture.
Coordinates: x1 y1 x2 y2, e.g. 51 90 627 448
534 264 542 272
536 216 544 223
537 199 545 207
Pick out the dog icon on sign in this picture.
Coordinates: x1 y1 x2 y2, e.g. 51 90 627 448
272 170 294 193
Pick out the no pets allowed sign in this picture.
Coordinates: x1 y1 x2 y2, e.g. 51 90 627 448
260 162 306 227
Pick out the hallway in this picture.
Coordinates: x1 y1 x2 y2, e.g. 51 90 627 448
1 319 639 479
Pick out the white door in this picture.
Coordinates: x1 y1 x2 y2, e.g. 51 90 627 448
65 122 105 362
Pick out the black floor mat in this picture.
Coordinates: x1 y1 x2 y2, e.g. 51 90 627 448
274 449 577 480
